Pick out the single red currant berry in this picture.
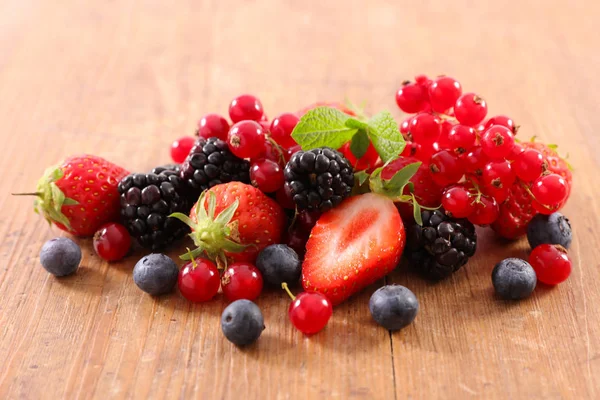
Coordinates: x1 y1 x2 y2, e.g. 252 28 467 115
400 117 413 137
461 147 489 177
178 255 220 302
468 195 499 225
409 113 441 144
513 149 546 182
275 184 295 209
270 113 299 149
282 283 332 335
170 136 196 163
93 222 131 261
284 144 302 162
485 115 518 135
250 158 285 193
339 142 380 172
197 113 230 140
229 94 264 123
448 124 476 154
395 81 429 113
227 120 265 159
428 76 462 113
454 93 488 126
507 141 525 161
481 125 515 159
297 210 321 233
221 262 264 301
442 185 475 218
480 160 514 202
400 141 419 158
429 150 464 186
532 174 568 206
529 244 572 285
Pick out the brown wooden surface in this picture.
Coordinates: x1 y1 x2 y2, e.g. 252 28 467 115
0 0 599 399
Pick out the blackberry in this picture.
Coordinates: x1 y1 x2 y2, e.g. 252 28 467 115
406 209 477 280
283 147 354 212
151 164 180 175
180 137 250 196
118 171 192 250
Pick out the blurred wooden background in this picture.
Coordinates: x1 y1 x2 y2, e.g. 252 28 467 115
0 0 599 398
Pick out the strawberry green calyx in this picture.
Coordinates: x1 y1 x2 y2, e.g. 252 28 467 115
32 165 79 230
169 191 248 268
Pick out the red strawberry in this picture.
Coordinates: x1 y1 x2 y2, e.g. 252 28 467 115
302 193 405 306
296 101 356 118
492 142 572 239
172 182 285 265
29 155 129 236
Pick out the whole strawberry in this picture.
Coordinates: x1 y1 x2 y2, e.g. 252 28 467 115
171 182 285 266
31 155 129 236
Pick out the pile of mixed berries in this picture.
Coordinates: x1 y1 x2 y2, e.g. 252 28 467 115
29 74 575 346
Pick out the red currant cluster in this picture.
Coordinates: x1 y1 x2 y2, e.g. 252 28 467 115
395 75 571 227
171 94 303 195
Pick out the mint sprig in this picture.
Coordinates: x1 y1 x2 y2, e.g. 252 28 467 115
291 107 405 164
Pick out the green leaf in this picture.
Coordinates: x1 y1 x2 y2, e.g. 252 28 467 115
207 192 216 219
214 199 239 225
291 107 358 150
349 129 370 159
220 239 249 253
49 182 65 214
345 117 369 131
412 195 423 226
354 170 370 186
367 111 405 162
383 162 421 193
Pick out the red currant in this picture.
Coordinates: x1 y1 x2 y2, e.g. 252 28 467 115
227 120 265 159
513 149 546 182
454 93 488 126
429 150 464 186
415 141 440 163
282 283 332 335
428 76 462 113
529 244 572 285
229 94 264 123
93 222 131 261
507 141 525 161
481 125 515 159
468 195 499 225
448 124 476 154
250 158 285 193
221 262 263 301
485 115 517 135
395 82 429 113
409 113 441 144
259 140 284 164
532 174 568 206
442 185 475 218
284 144 302 162
197 113 230 140
270 113 299 149
415 74 431 87
178 256 220 302
400 117 413 137
339 142 380 172
461 147 489 178
170 136 195 163
400 141 419 158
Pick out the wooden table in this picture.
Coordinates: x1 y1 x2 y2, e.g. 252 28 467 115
1 0 599 398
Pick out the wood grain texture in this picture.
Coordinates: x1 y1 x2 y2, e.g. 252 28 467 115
0 0 599 398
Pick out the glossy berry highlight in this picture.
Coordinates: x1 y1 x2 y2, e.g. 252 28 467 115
454 93 488 126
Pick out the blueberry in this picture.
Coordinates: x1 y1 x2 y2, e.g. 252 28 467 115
39 238 82 277
256 244 301 286
492 258 537 300
132 253 178 295
369 285 419 331
527 213 572 249
221 300 265 346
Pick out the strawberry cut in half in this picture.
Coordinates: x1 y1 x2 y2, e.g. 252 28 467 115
302 193 405 306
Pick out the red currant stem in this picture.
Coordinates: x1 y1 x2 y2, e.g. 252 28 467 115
281 282 296 301
266 136 286 166
466 177 485 204
185 247 197 270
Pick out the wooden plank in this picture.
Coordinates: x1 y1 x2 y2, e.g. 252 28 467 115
0 0 598 399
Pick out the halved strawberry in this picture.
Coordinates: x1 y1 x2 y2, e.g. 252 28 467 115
302 193 405 306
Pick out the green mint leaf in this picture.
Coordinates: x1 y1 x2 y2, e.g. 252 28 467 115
349 129 370 159
345 117 369 130
383 162 421 193
354 170 370 186
367 111 405 163
291 107 358 150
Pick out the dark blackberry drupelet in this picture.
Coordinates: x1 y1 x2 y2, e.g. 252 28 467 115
151 164 180 175
406 209 477 280
283 147 354 212
118 170 192 250
180 137 250 197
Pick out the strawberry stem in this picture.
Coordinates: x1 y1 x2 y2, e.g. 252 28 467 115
281 282 296 301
